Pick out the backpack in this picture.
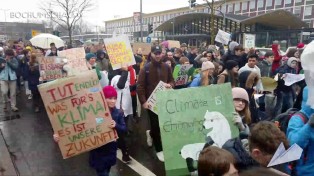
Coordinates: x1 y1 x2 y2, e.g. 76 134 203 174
272 108 308 134
272 108 309 176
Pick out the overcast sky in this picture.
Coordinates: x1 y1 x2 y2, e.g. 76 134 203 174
0 0 190 27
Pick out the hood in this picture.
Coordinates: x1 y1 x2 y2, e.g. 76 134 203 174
272 44 279 51
96 50 106 59
301 86 314 118
239 71 259 89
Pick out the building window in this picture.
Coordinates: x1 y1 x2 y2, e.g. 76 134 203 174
250 0 256 9
228 4 234 12
235 3 241 12
275 0 281 6
295 0 303 5
294 6 302 16
306 0 314 5
221 5 227 13
267 0 273 7
242 2 248 12
285 0 292 4
257 0 264 8
304 5 313 16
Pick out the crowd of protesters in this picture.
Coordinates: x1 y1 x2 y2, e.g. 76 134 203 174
0 37 313 176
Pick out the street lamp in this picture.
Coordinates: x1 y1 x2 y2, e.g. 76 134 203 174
0 9 9 40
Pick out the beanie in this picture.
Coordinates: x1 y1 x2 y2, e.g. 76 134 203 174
287 57 298 67
225 60 239 70
201 61 215 71
297 43 305 49
86 53 96 61
102 86 117 99
232 87 249 103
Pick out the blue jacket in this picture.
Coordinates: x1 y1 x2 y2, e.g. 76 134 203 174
287 86 314 176
27 63 40 91
0 57 19 81
89 107 126 171
189 73 201 87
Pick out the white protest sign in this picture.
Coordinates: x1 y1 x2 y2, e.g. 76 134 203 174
267 143 303 167
146 81 171 114
284 73 305 86
243 33 256 49
215 30 231 45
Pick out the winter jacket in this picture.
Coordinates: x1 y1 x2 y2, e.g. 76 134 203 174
258 60 273 77
186 52 197 65
27 63 40 91
238 64 263 92
0 57 18 81
287 87 314 176
189 73 214 87
217 70 238 88
137 58 175 105
89 107 126 171
275 65 296 92
271 44 282 74
96 50 110 71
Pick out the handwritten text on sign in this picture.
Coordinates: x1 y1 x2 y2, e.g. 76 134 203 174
38 56 65 81
146 81 170 115
104 35 136 70
38 70 117 159
173 65 193 86
58 47 88 75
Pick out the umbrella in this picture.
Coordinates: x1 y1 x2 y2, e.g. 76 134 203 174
30 33 64 49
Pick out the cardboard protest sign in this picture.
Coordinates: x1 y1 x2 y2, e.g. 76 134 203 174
167 40 180 49
132 42 151 55
38 70 117 159
58 47 88 75
156 83 239 176
243 33 256 49
38 56 66 81
104 35 135 70
146 81 170 114
172 65 193 86
215 29 231 45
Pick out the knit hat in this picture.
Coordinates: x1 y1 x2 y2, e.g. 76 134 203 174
297 43 305 49
287 57 298 67
201 61 215 71
232 87 249 103
225 60 239 70
102 86 117 99
85 53 96 61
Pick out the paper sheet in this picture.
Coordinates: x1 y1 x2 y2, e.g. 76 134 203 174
267 143 303 167
284 73 305 86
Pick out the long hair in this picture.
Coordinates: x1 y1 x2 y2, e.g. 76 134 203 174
201 70 210 86
227 70 239 87
238 103 251 124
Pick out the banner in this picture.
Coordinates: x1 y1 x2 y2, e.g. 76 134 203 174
156 84 239 176
38 56 66 81
215 29 231 45
38 70 117 159
58 47 88 76
132 42 151 55
146 81 170 114
104 35 136 70
173 65 193 86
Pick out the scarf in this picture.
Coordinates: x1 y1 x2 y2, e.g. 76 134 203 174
128 66 136 96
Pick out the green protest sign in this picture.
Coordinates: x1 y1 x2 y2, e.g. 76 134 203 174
156 83 239 176
172 65 194 86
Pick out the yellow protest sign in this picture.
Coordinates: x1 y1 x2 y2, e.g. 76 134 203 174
261 77 278 92
104 35 135 70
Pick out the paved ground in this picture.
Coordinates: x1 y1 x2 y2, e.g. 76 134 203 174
0 87 166 176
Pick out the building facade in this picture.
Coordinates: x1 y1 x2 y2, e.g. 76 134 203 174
0 22 45 41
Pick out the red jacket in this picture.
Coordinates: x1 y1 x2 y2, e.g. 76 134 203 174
271 44 282 73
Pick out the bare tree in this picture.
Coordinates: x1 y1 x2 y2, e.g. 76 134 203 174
40 0 94 45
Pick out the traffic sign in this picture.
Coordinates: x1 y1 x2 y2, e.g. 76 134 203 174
146 36 151 43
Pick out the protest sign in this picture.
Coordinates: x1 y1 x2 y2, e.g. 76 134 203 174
215 29 231 45
38 70 117 159
261 77 278 92
156 83 239 176
38 56 66 81
58 47 88 76
104 35 135 70
243 33 256 49
146 81 170 114
173 65 193 86
132 42 151 55
167 40 180 49
284 73 305 86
